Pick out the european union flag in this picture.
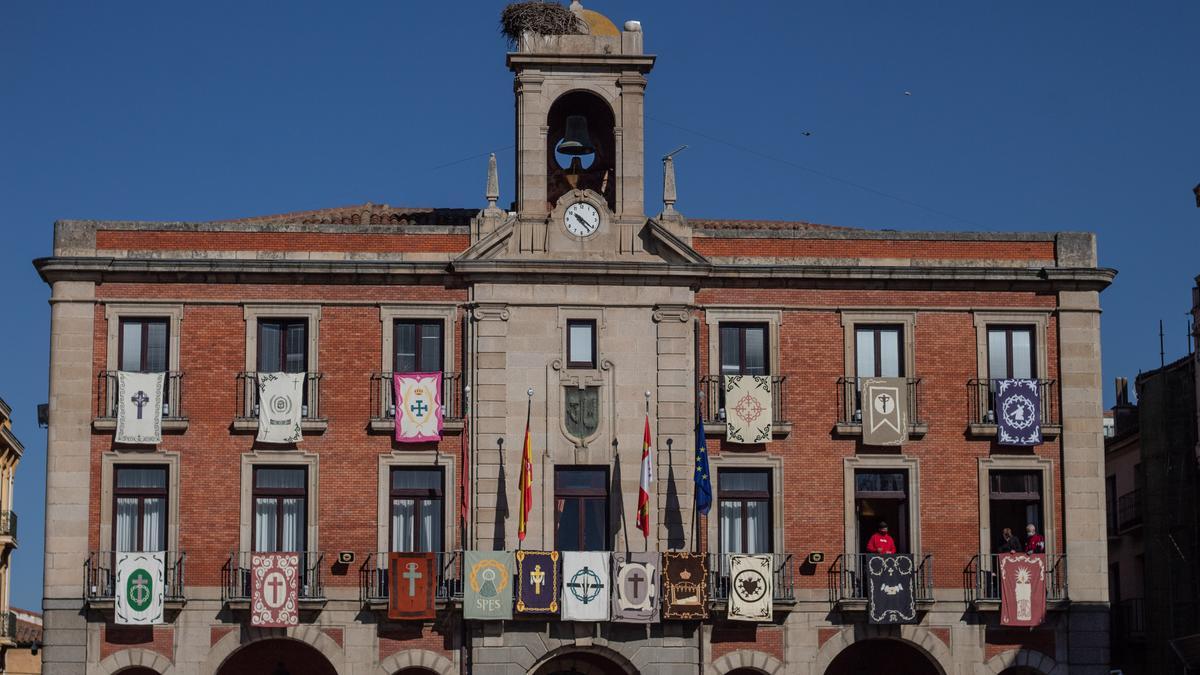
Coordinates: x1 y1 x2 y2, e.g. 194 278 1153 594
694 407 712 515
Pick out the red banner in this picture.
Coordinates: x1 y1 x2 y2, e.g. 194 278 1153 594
1000 553 1046 627
251 553 300 627
389 553 436 620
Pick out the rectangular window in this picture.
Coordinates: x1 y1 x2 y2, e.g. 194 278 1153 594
718 469 772 554
854 469 909 554
258 319 308 374
855 325 904 378
567 320 597 369
719 323 768 376
119 318 169 373
554 467 608 551
114 465 168 552
987 326 1035 380
253 467 307 552
988 470 1043 553
390 467 444 553
394 320 444 373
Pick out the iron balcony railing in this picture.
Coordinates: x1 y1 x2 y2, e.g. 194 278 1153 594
235 372 324 421
369 372 464 423
359 551 463 605
827 553 934 604
0 511 16 541
836 377 924 429
698 375 788 426
707 553 796 604
96 370 186 420
1113 597 1146 640
963 553 1068 604
222 551 325 602
1117 490 1142 532
84 551 187 602
967 379 1060 428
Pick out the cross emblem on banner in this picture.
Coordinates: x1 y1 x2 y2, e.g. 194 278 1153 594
402 562 423 596
131 390 150 419
265 574 285 607
410 400 428 417
627 569 645 598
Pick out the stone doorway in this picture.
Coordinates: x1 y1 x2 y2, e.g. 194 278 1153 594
531 649 636 675
824 638 941 675
215 638 337 675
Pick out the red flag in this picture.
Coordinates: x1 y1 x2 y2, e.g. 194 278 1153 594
1000 553 1047 627
518 399 533 541
636 413 653 538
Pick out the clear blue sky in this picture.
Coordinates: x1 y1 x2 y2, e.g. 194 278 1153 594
1 1 1196 610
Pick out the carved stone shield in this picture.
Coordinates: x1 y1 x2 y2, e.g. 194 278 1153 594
564 386 600 439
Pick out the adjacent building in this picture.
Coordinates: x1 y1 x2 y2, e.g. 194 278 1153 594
0 398 24 667
36 4 1115 674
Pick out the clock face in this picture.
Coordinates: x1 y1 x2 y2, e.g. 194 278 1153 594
564 202 601 237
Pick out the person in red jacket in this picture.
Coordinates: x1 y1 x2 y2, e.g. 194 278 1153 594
866 522 897 555
1024 523 1046 554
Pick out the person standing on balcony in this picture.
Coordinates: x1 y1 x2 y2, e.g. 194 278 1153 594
866 522 897 554
997 527 1022 553
1024 524 1046 554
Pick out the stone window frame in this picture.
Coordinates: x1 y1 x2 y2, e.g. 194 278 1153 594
242 305 322 373
978 454 1057 560
556 307 608 376
239 451 320 553
703 308 782 377
99 451 182 553
104 303 184 373
376 452 456 555
972 311 1050 381
379 305 459 374
839 310 917 380
706 453 786 556
842 454 922 557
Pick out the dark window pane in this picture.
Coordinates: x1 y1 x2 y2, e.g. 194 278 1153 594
718 469 770 495
258 320 306 373
259 322 282 371
145 321 168 372
582 499 607 550
855 471 907 495
419 324 443 372
555 468 607 492
395 322 416 373
121 321 143 371
557 499 581 550
285 322 306 373
391 468 443 494
719 326 740 375
255 467 306 490
744 327 766 375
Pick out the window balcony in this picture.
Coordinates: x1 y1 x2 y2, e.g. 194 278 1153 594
827 553 935 610
83 550 187 609
359 551 464 608
963 553 1068 608
967 379 1061 439
232 372 327 434
93 370 188 433
835 377 928 438
707 553 797 608
368 372 466 434
222 551 326 608
0 510 16 547
1117 489 1142 532
698 375 791 438
1113 597 1146 642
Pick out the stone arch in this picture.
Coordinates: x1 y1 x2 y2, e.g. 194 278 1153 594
709 649 786 675
529 643 639 675
96 649 175 675
375 649 456 675
975 648 1064 675
203 625 345 675
812 625 953 675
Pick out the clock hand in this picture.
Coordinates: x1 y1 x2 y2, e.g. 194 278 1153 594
573 213 590 228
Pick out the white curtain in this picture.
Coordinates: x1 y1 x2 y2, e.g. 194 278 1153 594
745 501 769 554
116 498 138 552
143 497 165 551
254 498 277 551
1011 331 1033 379
719 501 741 555
392 499 415 552
282 498 303 552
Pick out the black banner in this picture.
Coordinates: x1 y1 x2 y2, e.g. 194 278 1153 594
866 554 917 624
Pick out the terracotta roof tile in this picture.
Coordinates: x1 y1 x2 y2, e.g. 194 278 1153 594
214 203 476 227
689 217 858 233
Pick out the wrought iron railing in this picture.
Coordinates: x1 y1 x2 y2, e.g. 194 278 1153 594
836 377 924 428
1117 490 1142 531
84 551 187 602
707 552 795 604
359 551 463 604
698 375 788 426
963 553 1068 604
827 553 934 604
1113 597 1145 640
235 372 324 421
370 372 464 423
222 551 325 602
0 511 16 540
967 379 1060 428
96 370 186 420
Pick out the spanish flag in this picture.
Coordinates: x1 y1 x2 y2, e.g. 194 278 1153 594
518 397 534 542
636 413 653 539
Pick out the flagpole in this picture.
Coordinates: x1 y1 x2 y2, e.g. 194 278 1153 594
617 437 629 554
644 392 651 553
691 390 701 554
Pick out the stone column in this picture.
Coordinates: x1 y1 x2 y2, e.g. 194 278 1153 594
653 305 694 551
43 280 96 674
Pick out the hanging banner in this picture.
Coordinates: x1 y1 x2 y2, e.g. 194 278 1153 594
728 554 773 622
561 551 610 622
662 551 708 619
394 373 443 443
1001 553 1047 627
464 550 514 621
724 375 773 444
612 552 660 624
997 379 1042 446
866 554 917 624
256 372 305 444
388 553 436 621
862 378 908 446
515 550 559 616
115 371 165 445
114 551 165 625
251 553 300 627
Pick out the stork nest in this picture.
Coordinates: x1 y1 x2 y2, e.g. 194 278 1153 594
500 2 587 46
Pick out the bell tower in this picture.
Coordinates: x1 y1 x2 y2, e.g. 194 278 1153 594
506 2 655 254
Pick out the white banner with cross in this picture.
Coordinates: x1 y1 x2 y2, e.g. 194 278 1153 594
115 551 166 625
115 371 165 445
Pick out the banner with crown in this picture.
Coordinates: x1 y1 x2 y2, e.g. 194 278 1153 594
394 373 443 443
662 552 708 620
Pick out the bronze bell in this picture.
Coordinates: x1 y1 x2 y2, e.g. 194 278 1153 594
558 115 595 156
